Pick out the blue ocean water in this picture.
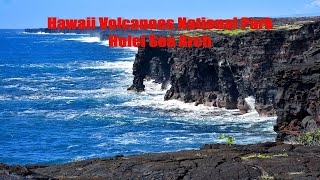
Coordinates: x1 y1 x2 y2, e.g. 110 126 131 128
0 30 276 165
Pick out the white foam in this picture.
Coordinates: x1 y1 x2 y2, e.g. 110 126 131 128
114 138 139 145
79 61 133 72
92 133 104 140
20 63 71 69
100 40 109 46
99 40 138 52
17 108 116 120
33 40 57 44
19 86 39 91
125 80 224 114
0 95 10 101
124 46 139 51
244 96 256 112
94 142 109 148
235 96 277 123
67 145 79 149
124 80 276 124
63 88 109 94
9 61 133 74
163 137 194 144
2 77 25 81
2 84 20 88
118 55 136 60
3 76 90 83
63 36 138 52
65 36 100 43
73 154 98 162
237 111 276 122
32 32 56 35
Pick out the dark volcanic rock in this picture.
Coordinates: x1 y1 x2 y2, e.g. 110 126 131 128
2 143 320 179
129 21 320 141
128 46 172 92
270 21 320 140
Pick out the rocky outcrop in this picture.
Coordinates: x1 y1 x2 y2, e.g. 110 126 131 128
128 45 172 91
2 142 320 179
273 21 320 140
129 21 320 141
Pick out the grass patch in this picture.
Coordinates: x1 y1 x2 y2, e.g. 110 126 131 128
170 29 251 39
241 153 288 161
184 32 204 37
273 153 289 157
260 175 274 180
214 29 249 36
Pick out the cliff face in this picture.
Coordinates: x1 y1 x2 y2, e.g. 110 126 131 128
129 21 320 141
273 22 320 140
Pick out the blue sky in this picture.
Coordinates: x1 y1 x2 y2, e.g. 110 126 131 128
0 0 320 29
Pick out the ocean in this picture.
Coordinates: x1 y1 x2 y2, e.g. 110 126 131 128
0 30 276 165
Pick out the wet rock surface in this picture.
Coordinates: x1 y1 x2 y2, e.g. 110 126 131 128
2 142 320 179
129 21 320 141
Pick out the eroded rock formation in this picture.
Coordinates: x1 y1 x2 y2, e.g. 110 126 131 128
129 21 320 141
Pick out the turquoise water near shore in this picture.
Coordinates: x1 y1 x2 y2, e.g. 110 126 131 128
0 30 276 165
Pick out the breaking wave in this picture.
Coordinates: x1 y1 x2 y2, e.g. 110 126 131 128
64 36 101 43
65 37 138 51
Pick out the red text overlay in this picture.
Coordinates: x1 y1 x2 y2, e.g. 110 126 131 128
48 17 273 48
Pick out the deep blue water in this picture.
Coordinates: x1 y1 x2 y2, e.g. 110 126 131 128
0 30 276 165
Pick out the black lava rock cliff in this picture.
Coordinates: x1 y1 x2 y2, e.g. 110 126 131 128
129 21 320 141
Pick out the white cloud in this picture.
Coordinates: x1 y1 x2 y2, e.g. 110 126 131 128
307 0 320 8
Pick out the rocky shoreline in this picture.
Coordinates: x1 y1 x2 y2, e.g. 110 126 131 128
1 142 320 179
128 20 320 141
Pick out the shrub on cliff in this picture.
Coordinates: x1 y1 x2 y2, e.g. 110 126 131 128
295 128 320 146
219 134 235 145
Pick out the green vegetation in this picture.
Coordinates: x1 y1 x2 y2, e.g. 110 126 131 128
175 29 250 38
219 133 235 145
166 25 303 40
241 154 272 160
260 175 274 180
295 128 320 146
272 153 289 157
184 32 203 37
241 153 288 161
214 29 249 36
